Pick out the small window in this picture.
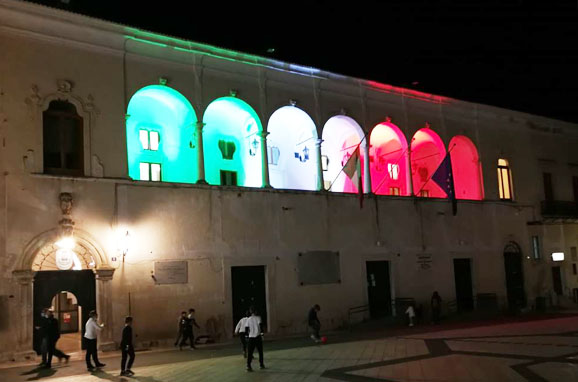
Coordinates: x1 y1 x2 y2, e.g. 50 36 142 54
220 170 237 186
388 163 400 180
531 236 541 260
139 162 161 182
573 263 577 276
218 140 236 160
268 146 280 166
543 172 553 201
497 159 514 200
389 187 400 196
139 130 160 151
43 100 84 176
571 247 577 262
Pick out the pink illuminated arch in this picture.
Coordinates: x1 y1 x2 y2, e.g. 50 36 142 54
369 122 410 196
321 116 365 193
449 135 484 200
410 127 446 197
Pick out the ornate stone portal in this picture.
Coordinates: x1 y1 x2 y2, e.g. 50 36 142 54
10 192 115 356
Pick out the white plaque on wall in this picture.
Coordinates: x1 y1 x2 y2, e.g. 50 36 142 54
154 261 188 284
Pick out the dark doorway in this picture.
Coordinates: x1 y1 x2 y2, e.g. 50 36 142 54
503 242 526 310
33 270 96 351
231 266 267 331
365 261 391 318
453 259 474 312
552 266 563 295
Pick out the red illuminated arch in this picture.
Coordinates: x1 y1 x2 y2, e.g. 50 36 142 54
449 135 484 200
410 127 446 197
369 122 410 196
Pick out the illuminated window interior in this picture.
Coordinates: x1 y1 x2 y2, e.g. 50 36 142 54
448 135 484 200
321 115 365 193
370 122 410 196
268 106 319 191
497 158 514 200
139 130 160 151
127 85 197 183
411 128 446 198
139 162 161 181
203 97 263 187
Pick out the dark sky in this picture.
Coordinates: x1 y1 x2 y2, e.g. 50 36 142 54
26 0 578 124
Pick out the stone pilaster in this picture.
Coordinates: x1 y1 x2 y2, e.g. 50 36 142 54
195 121 207 184
315 139 325 191
259 131 271 188
12 270 36 350
95 267 115 351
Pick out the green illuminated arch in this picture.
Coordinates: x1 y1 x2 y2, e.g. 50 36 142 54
202 97 263 187
126 85 198 183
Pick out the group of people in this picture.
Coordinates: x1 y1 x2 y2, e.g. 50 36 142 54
35 308 70 369
174 308 201 350
405 291 443 327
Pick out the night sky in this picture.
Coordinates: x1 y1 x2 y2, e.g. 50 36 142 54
25 0 578 124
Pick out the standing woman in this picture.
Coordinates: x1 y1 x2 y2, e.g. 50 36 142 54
84 310 106 371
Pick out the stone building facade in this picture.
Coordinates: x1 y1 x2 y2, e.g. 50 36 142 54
1 0 577 361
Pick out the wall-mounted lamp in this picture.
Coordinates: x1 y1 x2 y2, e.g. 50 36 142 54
116 229 131 264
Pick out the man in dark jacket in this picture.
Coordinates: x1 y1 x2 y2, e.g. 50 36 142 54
308 304 321 342
120 316 135 376
174 311 187 347
45 310 69 368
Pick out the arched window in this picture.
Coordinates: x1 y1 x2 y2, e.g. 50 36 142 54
267 106 318 191
126 85 197 183
497 158 514 200
448 135 484 200
321 116 365 193
369 122 410 196
43 100 84 176
203 97 263 187
410 128 446 197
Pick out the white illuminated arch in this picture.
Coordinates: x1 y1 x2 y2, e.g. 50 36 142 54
321 115 365 193
267 106 318 191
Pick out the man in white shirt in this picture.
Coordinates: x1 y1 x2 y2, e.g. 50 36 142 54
244 306 265 372
84 310 106 371
234 311 250 358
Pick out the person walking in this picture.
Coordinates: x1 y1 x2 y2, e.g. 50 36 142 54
120 316 135 377
308 304 321 342
179 308 200 350
85 310 106 371
431 291 442 324
405 303 416 327
44 310 69 368
35 308 49 367
245 306 265 372
174 311 187 347
234 311 250 358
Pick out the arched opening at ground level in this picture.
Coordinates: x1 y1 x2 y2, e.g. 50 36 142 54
33 270 96 352
50 291 83 354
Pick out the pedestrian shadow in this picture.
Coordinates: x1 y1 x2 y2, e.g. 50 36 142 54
20 366 57 381
89 370 163 382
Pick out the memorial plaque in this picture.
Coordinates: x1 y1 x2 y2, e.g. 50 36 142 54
154 261 188 284
416 253 433 270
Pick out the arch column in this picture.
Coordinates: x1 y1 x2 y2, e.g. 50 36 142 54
95 267 116 350
259 131 271 188
195 122 207 184
315 139 324 191
13 270 36 352
362 141 372 194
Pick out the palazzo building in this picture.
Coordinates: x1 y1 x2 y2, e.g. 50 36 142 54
1 0 577 361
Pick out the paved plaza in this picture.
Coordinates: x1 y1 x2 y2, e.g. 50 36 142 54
1 315 578 382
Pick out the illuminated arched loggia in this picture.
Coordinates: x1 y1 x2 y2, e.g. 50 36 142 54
267 106 319 191
126 85 198 183
203 97 263 187
449 135 484 200
322 116 366 193
369 122 411 196
410 127 446 198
